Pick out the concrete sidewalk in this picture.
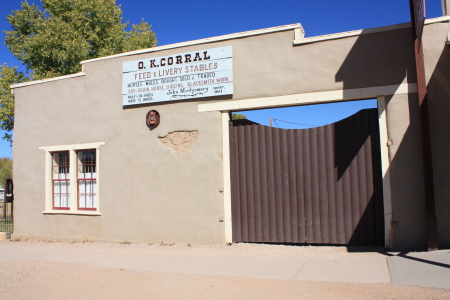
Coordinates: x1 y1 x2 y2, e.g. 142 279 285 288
0 240 449 290
387 250 450 289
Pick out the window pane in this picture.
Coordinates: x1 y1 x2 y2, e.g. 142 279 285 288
52 152 70 209
78 150 97 209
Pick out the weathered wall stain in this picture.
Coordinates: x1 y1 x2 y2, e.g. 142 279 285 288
158 131 198 154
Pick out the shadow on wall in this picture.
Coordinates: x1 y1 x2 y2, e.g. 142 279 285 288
426 46 450 249
333 26 431 251
350 93 427 251
347 195 383 246
334 108 379 180
370 46 450 251
333 110 384 246
334 27 416 90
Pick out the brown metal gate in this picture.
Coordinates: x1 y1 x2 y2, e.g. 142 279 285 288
230 109 384 245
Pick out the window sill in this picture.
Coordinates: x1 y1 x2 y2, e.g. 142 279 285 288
43 211 101 216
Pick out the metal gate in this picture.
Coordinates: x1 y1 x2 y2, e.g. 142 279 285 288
1 179 13 239
230 109 384 245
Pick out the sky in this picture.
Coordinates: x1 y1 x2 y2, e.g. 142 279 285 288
0 0 445 157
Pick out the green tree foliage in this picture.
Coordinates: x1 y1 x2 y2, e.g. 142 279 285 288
0 64 27 143
5 0 157 79
231 113 247 120
0 157 13 187
0 0 157 141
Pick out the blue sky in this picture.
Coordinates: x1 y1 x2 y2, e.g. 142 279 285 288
0 0 445 157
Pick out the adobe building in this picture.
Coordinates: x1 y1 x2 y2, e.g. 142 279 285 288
10 10 450 250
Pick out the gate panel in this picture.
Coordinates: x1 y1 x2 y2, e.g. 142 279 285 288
230 109 384 245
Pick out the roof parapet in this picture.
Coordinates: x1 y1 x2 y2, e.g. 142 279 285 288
80 23 303 65
294 16 450 45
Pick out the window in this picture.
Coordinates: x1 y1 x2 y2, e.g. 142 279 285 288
77 150 97 210
40 142 104 215
52 152 70 210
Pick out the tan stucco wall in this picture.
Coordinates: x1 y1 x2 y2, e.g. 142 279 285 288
12 21 450 248
13 83 224 244
423 22 450 249
384 92 427 250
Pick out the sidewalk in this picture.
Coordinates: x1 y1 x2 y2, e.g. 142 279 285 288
387 250 450 289
0 240 449 290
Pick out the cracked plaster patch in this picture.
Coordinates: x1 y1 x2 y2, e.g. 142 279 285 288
158 131 198 154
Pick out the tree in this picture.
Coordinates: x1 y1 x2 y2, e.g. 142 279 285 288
0 64 26 143
0 157 13 188
0 0 157 141
231 113 247 120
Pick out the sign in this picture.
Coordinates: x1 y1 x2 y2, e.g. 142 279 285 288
122 46 233 106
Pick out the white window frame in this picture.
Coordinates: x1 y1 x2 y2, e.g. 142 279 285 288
40 142 105 215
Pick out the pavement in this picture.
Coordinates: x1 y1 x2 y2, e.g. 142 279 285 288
0 240 449 290
387 250 450 289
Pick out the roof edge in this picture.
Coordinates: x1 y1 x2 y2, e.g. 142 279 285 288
10 23 302 90
10 72 85 90
80 23 302 65
12 16 450 90
294 16 450 45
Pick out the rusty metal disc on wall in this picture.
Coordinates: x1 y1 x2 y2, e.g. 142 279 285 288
146 110 160 128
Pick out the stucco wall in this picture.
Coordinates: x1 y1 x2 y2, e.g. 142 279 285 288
13 81 224 244
423 22 450 249
384 92 427 250
12 21 450 248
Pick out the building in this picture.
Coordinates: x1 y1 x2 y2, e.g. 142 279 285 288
11 9 450 250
